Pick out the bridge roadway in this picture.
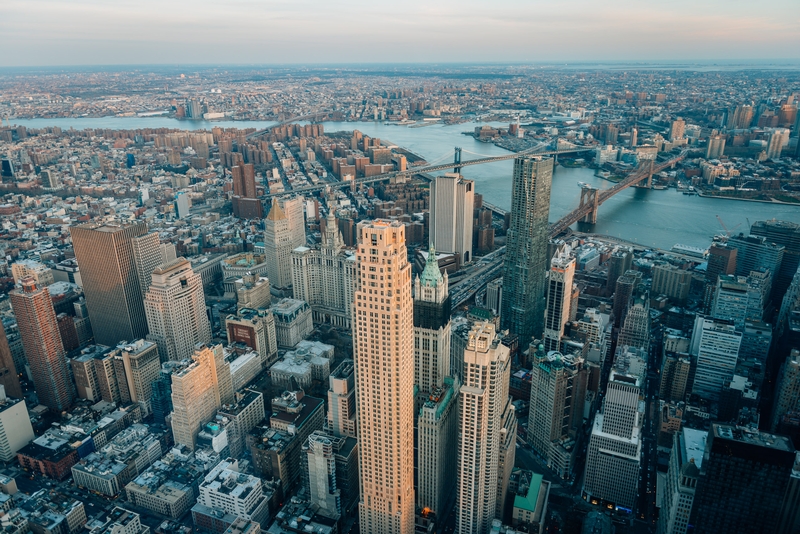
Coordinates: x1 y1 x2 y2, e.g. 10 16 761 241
245 112 329 140
264 144 594 200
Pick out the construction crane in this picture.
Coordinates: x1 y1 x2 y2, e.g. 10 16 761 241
716 215 742 238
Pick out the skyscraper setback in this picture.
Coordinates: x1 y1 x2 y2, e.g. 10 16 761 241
70 221 161 346
10 278 74 411
501 156 553 344
353 220 415 534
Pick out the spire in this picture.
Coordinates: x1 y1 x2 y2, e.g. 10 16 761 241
266 198 286 221
420 242 443 288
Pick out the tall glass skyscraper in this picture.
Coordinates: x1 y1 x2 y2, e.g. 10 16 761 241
501 156 553 344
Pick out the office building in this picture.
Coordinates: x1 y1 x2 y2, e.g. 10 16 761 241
353 220 415 534
131 232 175 294
225 308 278 367
70 221 161 346
543 245 576 352
170 344 233 450
501 157 553 344
192 459 271 533
606 248 633 295
612 270 642 327
656 428 706 534
0 390 35 462
772 350 800 432
527 346 587 479
430 173 475 263
414 244 452 400
264 197 306 289
144 259 211 362
113 339 161 415
456 323 515 534
236 273 271 310
416 377 459 518
728 234 784 289
706 135 726 159
486 278 503 315
328 359 357 439
660 356 691 403
0 322 22 399
751 219 800 304
217 389 266 459
304 429 359 518
583 347 646 512
269 298 312 348
652 264 692 304
617 292 650 350
669 118 685 141
691 316 742 402
703 243 737 312
291 209 357 328
10 278 74 411
691 424 796 534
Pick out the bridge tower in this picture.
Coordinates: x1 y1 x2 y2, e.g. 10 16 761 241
646 159 654 188
454 147 462 173
579 187 599 224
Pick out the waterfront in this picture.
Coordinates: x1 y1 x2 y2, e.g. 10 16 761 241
11 117 800 250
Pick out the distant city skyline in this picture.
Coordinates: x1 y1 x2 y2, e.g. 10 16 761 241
1 0 799 67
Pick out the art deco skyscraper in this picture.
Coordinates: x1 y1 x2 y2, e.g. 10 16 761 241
543 244 576 352
131 232 176 293
264 197 306 289
456 322 515 534
353 220 415 534
413 244 451 399
501 156 553 344
70 221 161 346
144 259 211 362
10 278 74 411
429 173 475 263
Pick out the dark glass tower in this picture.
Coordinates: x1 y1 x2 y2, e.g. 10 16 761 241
500 156 553 345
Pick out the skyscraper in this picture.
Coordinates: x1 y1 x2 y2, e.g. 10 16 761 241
613 270 642 328
501 156 553 344
703 243 737 312
70 221 160 346
144 259 211 362
327 359 357 439
583 346 646 511
543 245 576 352
767 128 791 159
617 292 650 350
690 316 742 402
170 344 233 450
750 219 800 304
728 234 784 289
669 118 685 141
10 278 74 411
527 345 587 479
657 428 706 534
772 349 800 433
705 135 726 159
112 339 161 416
0 322 22 399
456 322 515 534
691 424 796 534
131 232 175 294
353 220 415 534
429 173 475 263
264 197 306 289
606 248 633 295
413 244 451 399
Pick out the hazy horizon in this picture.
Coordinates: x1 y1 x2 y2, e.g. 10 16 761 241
2 0 799 67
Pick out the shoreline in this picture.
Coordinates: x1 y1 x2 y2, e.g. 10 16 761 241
696 191 800 205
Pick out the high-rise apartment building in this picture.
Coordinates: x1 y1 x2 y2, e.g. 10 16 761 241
669 118 685 141
767 128 791 159
543 245 576 352
527 345 587 479
613 270 642 328
416 377 459 518
70 221 160 346
264 198 306 289
656 428 706 534
705 135 726 159
170 344 233 450
617 292 650 350
327 359 357 439
690 316 742 402
430 173 475 263
583 347 646 511
10 278 74 411
456 323 515 534
413 244 451 400
726 104 754 130
0 322 22 399
353 220 415 534
691 424 796 534
112 339 161 415
232 164 257 198
291 209 357 328
652 264 692 304
144 259 211 362
501 157 553 344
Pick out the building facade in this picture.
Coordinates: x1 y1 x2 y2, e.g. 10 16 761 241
429 173 475 264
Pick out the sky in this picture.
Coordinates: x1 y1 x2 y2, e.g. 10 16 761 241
1 0 799 67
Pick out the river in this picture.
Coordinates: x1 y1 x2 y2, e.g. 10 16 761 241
10 117 800 250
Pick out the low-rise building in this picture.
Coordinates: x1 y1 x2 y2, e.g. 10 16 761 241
269 299 312 349
270 341 332 391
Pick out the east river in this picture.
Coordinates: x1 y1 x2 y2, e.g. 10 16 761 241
11 117 800 250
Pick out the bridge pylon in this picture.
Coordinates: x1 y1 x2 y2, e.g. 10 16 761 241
454 147 462 174
579 187 599 224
